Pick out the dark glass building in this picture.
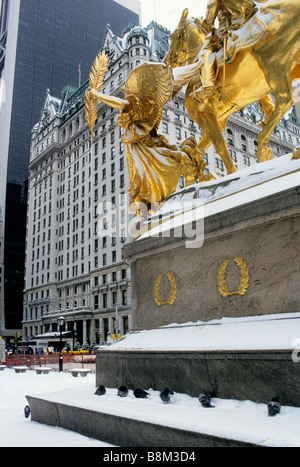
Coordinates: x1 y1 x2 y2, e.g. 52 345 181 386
0 0 140 336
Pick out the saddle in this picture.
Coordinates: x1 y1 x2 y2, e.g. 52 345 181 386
212 13 269 68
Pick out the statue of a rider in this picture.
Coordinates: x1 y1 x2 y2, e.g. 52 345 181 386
195 0 267 100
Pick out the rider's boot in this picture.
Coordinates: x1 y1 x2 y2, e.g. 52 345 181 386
192 51 217 101
194 84 217 100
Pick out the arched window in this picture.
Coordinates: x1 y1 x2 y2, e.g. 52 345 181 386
227 128 234 146
241 135 247 152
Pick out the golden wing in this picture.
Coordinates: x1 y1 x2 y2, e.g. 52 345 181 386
153 64 173 131
125 63 173 132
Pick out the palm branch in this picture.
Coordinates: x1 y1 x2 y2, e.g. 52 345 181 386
84 51 109 139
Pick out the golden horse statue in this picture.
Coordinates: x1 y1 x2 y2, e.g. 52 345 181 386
164 0 300 175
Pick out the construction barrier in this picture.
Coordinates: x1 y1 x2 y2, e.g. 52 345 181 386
0 337 5 364
5 354 96 372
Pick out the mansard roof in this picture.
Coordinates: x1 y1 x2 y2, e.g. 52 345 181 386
36 89 62 134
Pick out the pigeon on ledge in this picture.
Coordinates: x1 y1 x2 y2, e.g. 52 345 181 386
94 385 106 395
24 405 31 418
267 396 281 417
117 385 129 397
159 386 174 404
199 393 215 408
134 388 150 399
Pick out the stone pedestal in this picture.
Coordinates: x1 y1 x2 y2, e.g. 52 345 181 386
96 155 300 407
124 156 300 330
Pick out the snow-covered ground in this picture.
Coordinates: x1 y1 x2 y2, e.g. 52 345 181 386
0 368 115 447
1 366 300 447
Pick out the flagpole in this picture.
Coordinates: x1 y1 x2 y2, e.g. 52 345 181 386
78 63 81 87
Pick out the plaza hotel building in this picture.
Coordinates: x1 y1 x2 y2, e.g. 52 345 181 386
0 0 140 341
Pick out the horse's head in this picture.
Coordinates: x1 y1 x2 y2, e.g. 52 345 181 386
164 8 207 68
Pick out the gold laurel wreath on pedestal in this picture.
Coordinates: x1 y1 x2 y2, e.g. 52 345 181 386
217 256 250 298
154 272 177 306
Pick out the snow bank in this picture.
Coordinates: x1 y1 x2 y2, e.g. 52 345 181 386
108 313 300 351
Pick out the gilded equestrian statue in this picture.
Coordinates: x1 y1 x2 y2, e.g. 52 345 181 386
164 0 300 175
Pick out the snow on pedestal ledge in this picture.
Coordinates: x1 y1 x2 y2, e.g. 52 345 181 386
106 312 300 352
139 153 300 239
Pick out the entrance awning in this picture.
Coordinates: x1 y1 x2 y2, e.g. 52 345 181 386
34 331 74 340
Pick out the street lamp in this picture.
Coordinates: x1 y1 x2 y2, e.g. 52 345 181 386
57 316 65 372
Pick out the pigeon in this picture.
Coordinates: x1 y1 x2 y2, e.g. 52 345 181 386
94 385 106 396
117 385 129 397
134 388 150 399
199 393 215 408
24 405 31 418
159 386 174 404
267 396 281 417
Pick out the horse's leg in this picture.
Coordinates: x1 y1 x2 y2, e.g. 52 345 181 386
190 109 237 174
257 94 275 127
256 74 294 162
198 117 229 152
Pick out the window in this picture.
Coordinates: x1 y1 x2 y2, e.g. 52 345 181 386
243 155 251 166
241 135 247 152
229 149 237 162
176 128 181 140
121 316 128 335
122 289 127 306
112 291 117 305
227 128 234 146
215 157 224 171
162 122 168 134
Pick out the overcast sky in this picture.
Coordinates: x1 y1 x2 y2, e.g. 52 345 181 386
139 0 208 31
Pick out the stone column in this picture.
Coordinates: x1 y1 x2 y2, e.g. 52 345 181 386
83 319 87 344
